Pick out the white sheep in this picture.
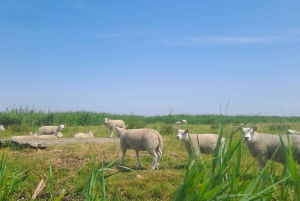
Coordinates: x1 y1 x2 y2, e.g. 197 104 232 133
182 120 187 124
104 118 125 138
0 125 4 131
236 125 300 170
115 126 163 171
287 129 300 135
11 133 39 140
175 121 181 125
176 128 226 165
30 132 63 140
74 131 94 138
38 125 65 135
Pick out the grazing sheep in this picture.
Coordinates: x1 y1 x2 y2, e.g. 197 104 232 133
182 120 187 124
38 125 65 135
115 126 163 171
236 125 300 170
175 121 181 125
287 129 300 135
74 131 94 139
104 118 125 138
176 128 226 165
0 125 4 131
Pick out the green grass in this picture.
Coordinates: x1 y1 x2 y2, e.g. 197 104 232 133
1 110 300 200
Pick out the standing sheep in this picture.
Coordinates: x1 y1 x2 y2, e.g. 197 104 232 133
38 125 65 135
182 120 187 124
0 125 4 131
115 126 163 171
236 125 300 170
104 118 125 138
175 121 181 125
74 131 94 139
176 128 226 165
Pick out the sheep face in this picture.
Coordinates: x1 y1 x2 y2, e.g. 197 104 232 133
176 128 189 141
55 132 63 138
104 118 110 124
115 127 122 138
237 126 259 142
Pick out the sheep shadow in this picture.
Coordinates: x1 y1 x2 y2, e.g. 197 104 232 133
116 165 145 172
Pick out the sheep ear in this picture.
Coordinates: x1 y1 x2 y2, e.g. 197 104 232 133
185 128 189 133
236 126 242 131
175 127 179 131
124 125 128 129
253 126 259 131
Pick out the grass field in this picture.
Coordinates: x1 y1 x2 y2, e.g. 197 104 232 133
1 109 300 200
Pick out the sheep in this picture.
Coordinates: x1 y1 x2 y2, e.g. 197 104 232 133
0 125 4 131
104 118 125 138
287 129 300 135
38 125 65 135
31 132 63 139
182 120 187 124
115 126 163 171
74 131 94 139
176 128 226 165
11 133 39 140
175 121 181 125
236 125 300 170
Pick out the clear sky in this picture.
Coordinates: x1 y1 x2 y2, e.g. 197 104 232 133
1 1 300 116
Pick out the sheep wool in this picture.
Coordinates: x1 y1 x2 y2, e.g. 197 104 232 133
38 125 65 135
176 128 226 165
237 125 300 170
104 118 125 138
287 129 300 135
74 131 94 138
115 126 163 171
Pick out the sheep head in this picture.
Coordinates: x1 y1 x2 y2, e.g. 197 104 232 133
236 125 259 142
115 125 128 138
176 128 189 140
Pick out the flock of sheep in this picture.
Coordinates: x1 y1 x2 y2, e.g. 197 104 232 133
2 120 300 171
103 118 300 171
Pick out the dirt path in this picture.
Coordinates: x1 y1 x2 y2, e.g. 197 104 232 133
0 138 120 149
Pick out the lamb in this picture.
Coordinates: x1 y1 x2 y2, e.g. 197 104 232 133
115 126 163 171
74 131 94 138
175 121 181 125
38 125 65 135
0 125 4 131
182 120 187 124
31 132 63 139
176 128 226 165
236 125 300 170
287 129 300 135
104 118 125 138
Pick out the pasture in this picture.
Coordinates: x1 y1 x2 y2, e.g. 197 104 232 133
1 109 300 200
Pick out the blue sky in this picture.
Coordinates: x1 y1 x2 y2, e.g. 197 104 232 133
1 1 300 116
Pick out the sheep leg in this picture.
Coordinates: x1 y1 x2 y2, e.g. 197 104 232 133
119 149 127 166
156 148 162 168
147 149 158 170
110 129 113 138
135 151 142 169
257 156 267 171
